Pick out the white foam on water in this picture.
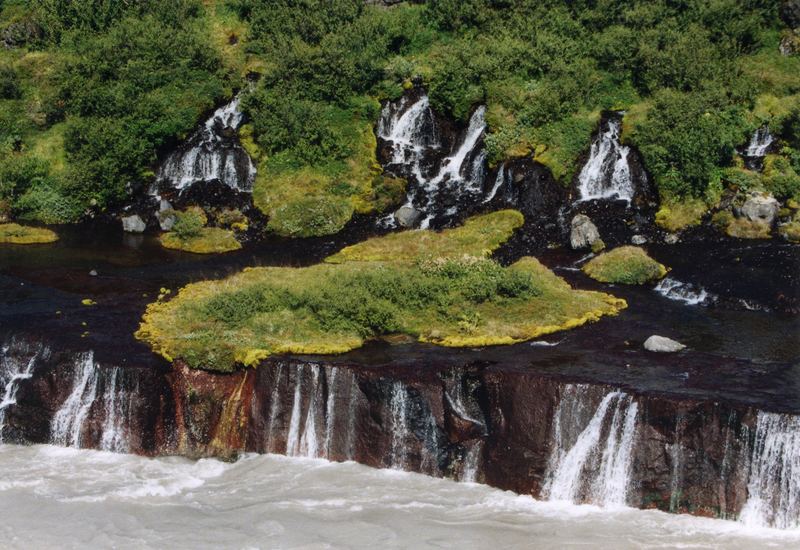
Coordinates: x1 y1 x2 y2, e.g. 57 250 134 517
655 277 713 306
0 444 797 548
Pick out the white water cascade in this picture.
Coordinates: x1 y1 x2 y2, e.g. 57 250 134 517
654 277 715 306
378 93 488 228
51 353 99 448
0 343 42 442
544 385 639 506
744 127 774 159
389 381 410 469
461 441 483 483
577 115 635 202
99 367 131 453
740 412 800 529
155 96 257 194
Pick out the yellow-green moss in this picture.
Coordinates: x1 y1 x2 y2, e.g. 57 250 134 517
726 218 772 240
0 223 58 244
137 210 624 372
779 221 800 243
583 246 668 285
160 227 241 254
327 210 524 264
655 198 708 232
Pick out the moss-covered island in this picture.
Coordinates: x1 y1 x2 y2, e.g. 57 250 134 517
582 246 668 285
0 222 58 244
137 210 626 372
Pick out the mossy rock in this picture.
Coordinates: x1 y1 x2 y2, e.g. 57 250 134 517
160 227 241 254
726 218 772 240
137 210 625 372
0 223 58 244
655 198 707 232
778 221 800 243
583 246 668 285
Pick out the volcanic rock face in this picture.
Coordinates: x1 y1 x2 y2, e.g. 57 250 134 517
3 340 798 529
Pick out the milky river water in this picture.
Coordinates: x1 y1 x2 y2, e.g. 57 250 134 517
0 444 797 549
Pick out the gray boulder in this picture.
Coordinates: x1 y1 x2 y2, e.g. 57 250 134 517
741 193 780 226
570 214 601 250
644 335 686 353
121 214 146 233
394 206 423 228
631 234 647 245
664 233 680 245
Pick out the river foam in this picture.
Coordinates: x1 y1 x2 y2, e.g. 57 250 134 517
0 444 797 549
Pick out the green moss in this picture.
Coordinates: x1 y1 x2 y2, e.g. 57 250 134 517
655 198 708 232
583 246 668 285
726 218 771 240
137 210 625 372
327 210 524 264
0 222 58 244
160 227 241 254
779 221 800 243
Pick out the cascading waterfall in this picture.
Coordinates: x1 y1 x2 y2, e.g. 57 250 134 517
155 96 256 194
669 415 687 512
544 386 638 506
0 342 42 442
461 441 483 483
299 365 322 458
740 412 800 529
285 367 304 457
745 127 774 159
378 93 489 228
99 367 131 453
389 381 410 469
654 277 714 306
51 353 99 448
266 364 284 453
577 114 635 202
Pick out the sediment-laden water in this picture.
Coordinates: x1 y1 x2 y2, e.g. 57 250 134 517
0 444 797 549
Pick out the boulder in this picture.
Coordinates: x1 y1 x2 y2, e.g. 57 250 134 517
741 193 779 226
631 234 647 245
664 233 680 245
570 214 601 250
121 215 146 233
644 335 686 353
394 206 423 228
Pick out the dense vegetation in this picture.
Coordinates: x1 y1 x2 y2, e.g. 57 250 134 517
136 210 625 371
0 0 798 229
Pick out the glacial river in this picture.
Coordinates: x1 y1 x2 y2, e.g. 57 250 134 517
0 444 796 549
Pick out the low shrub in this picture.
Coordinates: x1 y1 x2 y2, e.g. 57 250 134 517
583 246 667 285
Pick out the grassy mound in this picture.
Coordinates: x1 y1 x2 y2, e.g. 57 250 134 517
160 227 241 254
137 211 625 372
583 246 668 285
726 218 772 240
0 223 58 244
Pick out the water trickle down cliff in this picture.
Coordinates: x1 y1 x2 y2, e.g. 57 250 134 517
154 96 257 196
576 113 636 203
741 126 775 171
4 342 800 530
377 92 492 228
0 340 44 442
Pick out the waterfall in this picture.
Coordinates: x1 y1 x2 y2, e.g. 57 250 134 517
654 277 714 306
266 364 284 453
668 415 687 512
745 127 774 159
378 93 489 228
155 96 256 194
286 367 304 457
51 353 99 448
445 381 485 429
324 367 337 459
483 163 513 204
299 365 321 458
99 368 130 453
461 441 483 483
577 115 635 202
390 381 410 469
544 386 638 506
0 343 41 442
740 412 800 529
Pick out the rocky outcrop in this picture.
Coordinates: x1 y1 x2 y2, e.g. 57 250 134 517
570 214 601 250
741 193 780 226
644 335 686 353
121 215 146 233
3 342 797 528
394 205 423 228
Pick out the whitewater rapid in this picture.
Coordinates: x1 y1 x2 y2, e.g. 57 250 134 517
0 445 796 549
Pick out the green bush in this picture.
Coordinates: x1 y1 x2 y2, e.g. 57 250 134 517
172 208 206 240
